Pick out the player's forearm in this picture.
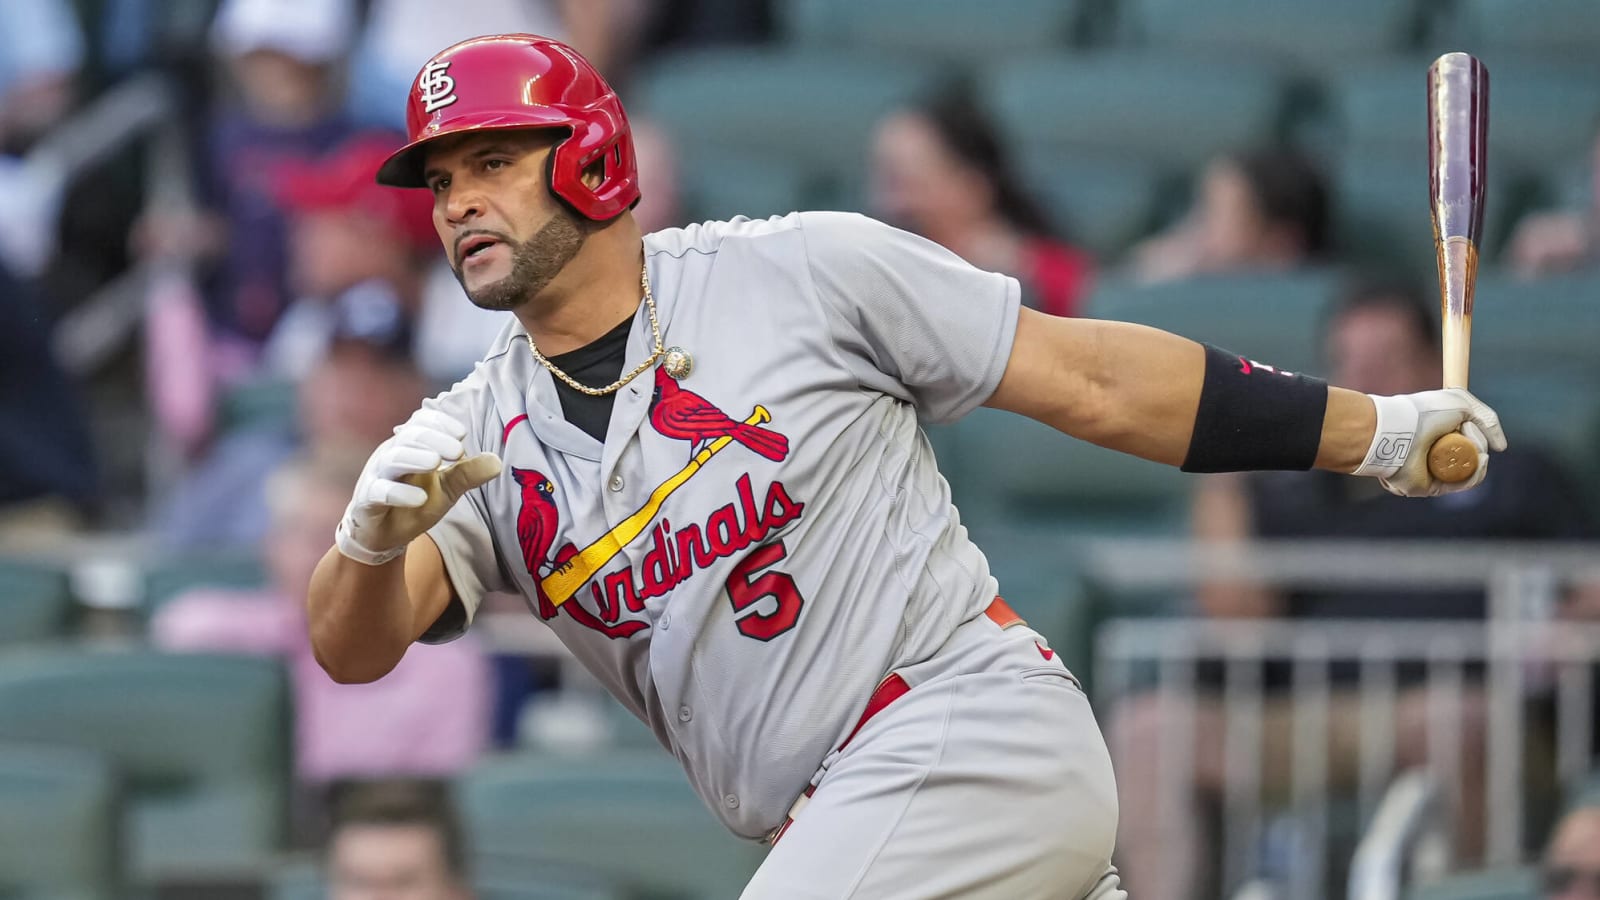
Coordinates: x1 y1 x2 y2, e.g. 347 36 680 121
988 312 1205 465
306 546 417 684
994 310 1373 467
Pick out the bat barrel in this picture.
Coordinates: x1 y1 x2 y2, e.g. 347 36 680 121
1428 52 1487 391
1428 52 1489 247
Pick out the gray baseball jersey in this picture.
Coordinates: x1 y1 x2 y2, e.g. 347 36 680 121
422 210 1019 839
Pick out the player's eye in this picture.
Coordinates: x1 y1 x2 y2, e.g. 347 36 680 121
428 176 450 194
483 158 509 172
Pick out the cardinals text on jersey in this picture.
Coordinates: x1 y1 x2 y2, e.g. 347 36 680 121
510 369 806 641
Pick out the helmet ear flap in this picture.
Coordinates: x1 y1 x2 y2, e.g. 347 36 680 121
546 114 638 222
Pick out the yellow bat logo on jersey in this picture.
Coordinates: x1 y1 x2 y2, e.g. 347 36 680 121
541 405 772 605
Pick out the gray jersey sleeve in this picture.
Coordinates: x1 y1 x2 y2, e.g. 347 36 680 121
798 211 1022 424
418 374 511 644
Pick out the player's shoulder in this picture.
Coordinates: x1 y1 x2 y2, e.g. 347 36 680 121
645 212 804 259
645 211 899 262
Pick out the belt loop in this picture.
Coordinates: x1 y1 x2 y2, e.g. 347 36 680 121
985 596 1025 630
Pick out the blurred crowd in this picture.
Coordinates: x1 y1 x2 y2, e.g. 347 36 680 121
0 0 1597 897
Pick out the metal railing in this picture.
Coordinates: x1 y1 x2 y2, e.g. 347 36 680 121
1089 538 1600 900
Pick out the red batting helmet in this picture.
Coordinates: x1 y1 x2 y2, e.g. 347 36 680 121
375 34 639 222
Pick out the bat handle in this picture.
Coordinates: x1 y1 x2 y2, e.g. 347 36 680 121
1427 432 1479 483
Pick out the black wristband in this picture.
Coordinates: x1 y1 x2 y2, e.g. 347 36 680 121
1181 344 1328 473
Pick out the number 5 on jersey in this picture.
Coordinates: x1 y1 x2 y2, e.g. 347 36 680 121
726 542 804 641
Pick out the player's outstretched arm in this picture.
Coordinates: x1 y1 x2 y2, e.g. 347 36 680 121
306 409 501 683
984 307 1504 497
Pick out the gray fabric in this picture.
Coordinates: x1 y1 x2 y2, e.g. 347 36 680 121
424 212 1022 839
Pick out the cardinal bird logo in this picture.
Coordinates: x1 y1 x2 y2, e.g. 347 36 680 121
650 367 789 462
513 468 646 638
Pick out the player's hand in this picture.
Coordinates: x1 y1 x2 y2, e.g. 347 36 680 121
335 408 503 566
1355 389 1507 498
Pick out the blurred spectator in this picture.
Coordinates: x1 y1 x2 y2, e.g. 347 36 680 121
325 779 473 900
152 302 429 550
153 451 493 791
0 0 85 153
263 133 462 381
134 0 358 377
1128 145 1330 284
1543 800 1600 900
0 260 96 540
869 86 1093 317
350 0 620 132
0 0 86 280
1508 131 1600 278
1113 277 1599 900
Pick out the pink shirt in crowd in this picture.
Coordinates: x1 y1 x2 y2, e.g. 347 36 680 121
152 589 493 783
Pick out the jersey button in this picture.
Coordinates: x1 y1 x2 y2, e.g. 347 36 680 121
608 474 625 492
723 794 739 809
678 705 693 723
659 613 671 631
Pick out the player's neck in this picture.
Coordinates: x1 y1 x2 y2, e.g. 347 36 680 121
515 216 645 356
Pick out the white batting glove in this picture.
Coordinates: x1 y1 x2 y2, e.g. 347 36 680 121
335 408 503 566
1352 389 1507 498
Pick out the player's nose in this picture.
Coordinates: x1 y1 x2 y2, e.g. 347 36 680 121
441 181 486 227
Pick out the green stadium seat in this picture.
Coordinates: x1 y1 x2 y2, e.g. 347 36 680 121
1569 768 1600 806
1014 151 1165 257
1405 866 1539 900
1468 270 1600 380
633 50 934 204
0 650 290 884
0 743 120 900
1480 60 1600 177
477 881 626 900
778 0 1087 64
1471 372 1600 504
1549 159 1592 211
264 859 319 900
1124 0 1418 69
217 378 297 436
0 560 73 645
1327 57 1600 176
937 407 1191 544
677 153 808 225
1460 0 1600 62
458 751 765 900
1330 150 1517 279
141 552 267 614
1084 270 1342 378
981 52 1290 173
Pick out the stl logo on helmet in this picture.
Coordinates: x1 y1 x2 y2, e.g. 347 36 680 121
418 60 458 114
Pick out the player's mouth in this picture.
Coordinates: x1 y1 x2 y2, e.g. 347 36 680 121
456 234 505 268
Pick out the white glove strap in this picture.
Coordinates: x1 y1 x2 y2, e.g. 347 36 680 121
335 516 407 567
1352 394 1420 479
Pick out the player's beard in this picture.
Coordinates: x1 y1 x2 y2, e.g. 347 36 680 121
454 209 592 312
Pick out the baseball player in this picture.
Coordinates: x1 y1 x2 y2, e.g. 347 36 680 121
307 35 1506 899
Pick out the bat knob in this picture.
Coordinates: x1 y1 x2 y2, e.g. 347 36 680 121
1427 432 1480 484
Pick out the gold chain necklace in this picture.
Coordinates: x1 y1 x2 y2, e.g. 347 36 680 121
527 262 664 396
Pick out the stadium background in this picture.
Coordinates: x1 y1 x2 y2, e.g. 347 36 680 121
0 0 1596 898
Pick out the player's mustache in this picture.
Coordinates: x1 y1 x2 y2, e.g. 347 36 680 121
453 228 514 262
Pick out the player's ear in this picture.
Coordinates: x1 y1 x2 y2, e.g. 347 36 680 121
581 157 605 190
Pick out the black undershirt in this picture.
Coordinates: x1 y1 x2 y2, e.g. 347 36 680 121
546 316 633 441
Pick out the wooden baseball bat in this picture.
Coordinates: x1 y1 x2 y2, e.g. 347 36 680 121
1425 52 1488 483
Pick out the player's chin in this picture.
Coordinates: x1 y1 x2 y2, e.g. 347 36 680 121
460 275 525 311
